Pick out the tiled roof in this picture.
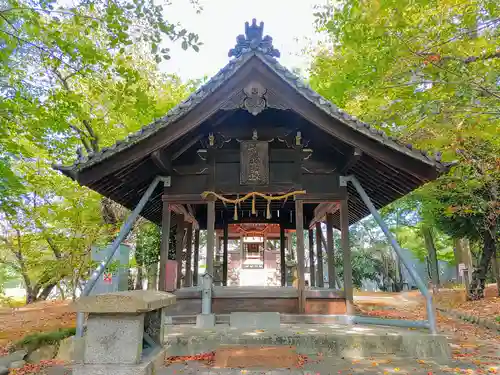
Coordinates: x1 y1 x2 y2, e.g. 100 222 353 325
55 26 451 176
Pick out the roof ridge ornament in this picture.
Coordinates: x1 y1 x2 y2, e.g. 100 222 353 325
228 19 281 59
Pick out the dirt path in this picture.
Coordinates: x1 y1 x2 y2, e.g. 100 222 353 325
0 300 75 353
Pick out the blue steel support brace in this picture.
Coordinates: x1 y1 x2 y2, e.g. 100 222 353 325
344 175 438 334
75 176 170 337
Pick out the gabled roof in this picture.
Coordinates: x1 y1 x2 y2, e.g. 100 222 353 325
54 19 451 180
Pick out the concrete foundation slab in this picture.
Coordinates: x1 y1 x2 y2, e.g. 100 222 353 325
164 324 451 362
229 312 280 329
159 354 474 375
196 314 216 328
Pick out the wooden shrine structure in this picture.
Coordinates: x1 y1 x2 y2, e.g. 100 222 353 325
55 20 451 321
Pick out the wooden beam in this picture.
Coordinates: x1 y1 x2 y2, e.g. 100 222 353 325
297 190 347 202
77 61 258 185
280 224 286 287
158 201 171 291
172 164 209 175
326 213 336 289
340 147 362 174
169 203 199 230
151 149 172 174
223 222 229 286
172 134 204 161
320 228 343 288
193 229 200 286
315 222 324 288
252 61 439 181
340 199 354 314
162 194 206 204
308 229 315 287
175 215 185 290
206 200 215 275
295 199 306 313
184 223 193 287
309 202 339 229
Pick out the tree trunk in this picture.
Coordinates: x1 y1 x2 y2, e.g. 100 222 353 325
56 283 66 300
25 287 36 305
469 228 496 300
36 283 56 301
147 262 158 290
491 246 500 297
135 265 144 290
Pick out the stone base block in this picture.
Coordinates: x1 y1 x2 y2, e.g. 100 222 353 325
196 314 215 328
230 312 280 329
85 314 144 364
74 362 151 375
74 348 165 375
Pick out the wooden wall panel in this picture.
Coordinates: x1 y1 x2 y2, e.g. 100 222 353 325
301 174 340 194
168 175 208 194
212 297 299 314
270 162 295 184
305 298 347 315
165 296 348 316
215 163 239 189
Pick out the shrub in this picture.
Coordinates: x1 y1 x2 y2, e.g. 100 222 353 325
13 328 76 354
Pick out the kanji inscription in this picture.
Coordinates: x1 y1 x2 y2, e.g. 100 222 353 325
240 141 269 185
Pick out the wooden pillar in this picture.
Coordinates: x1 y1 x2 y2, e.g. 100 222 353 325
175 215 185 290
287 234 294 260
340 199 354 314
315 222 324 288
223 222 229 286
158 200 171 291
240 234 244 260
308 229 315 287
193 229 200 286
280 224 286 286
184 223 193 287
206 200 215 275
216 235 221 264
295 200 306 313
326 213 336 289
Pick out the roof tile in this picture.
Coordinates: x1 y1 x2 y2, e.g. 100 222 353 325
54 46 449 176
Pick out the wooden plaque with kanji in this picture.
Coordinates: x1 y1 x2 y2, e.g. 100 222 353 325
240 141 269 185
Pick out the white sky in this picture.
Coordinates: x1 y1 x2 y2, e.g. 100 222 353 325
160 0 327 80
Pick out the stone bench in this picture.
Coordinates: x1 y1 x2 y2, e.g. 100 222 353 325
73 290 176 375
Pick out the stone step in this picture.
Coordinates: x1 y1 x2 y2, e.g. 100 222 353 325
164 324 451 362
165 313 351 325
166 314 230 325
158 354 460 375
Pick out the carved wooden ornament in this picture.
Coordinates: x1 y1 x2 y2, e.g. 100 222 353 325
221 81 290 115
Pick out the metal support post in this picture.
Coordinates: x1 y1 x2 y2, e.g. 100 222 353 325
75 175 170 337
201 273 213 314
344 175 437 334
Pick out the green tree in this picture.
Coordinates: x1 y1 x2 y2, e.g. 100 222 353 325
311 0 499 298
0 46 197 303
0 0 201 211
0 155 108 303
135 222 161 289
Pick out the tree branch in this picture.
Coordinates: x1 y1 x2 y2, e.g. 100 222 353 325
394 33 500 101
0 29 79 72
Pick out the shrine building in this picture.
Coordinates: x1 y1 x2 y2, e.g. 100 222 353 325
55 20 450 320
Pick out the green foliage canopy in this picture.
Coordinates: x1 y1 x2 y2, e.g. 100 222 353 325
311 0 499 254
